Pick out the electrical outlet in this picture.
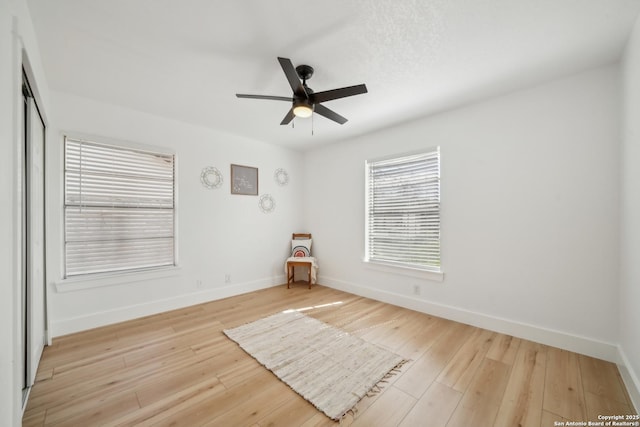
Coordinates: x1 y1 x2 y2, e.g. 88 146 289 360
196 279 202 288
413 285 421 295
225 274 231 283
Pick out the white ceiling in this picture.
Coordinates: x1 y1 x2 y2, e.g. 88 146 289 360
26 0 640 150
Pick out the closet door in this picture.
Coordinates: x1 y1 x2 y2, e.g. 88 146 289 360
24 86 46 388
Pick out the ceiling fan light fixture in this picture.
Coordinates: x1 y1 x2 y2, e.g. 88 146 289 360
293 101 313 118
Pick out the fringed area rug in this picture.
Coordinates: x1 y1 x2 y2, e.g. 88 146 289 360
223 310 406 421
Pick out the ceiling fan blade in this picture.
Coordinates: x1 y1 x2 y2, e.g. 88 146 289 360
312 84 368 104
314 104 348 125
278 57 308 98
280 108 295 125
236 94 293 102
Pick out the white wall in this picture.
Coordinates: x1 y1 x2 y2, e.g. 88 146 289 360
620 13 640 410
304 65 621 362
0 1 16 422
1 0 51 425
47 92 305 336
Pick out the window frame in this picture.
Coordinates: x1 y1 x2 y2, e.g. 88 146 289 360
61 134 177 280
364 148 442 280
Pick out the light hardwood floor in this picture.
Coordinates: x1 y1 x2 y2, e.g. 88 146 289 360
23 284 637 426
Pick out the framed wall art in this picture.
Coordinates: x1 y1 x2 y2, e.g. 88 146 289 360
230 164 258 195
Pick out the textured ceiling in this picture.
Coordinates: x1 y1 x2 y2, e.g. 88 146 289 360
26 0 640 150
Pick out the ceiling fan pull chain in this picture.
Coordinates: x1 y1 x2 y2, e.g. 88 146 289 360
311 104 315 136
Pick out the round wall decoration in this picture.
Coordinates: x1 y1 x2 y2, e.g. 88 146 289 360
200 166 223 189
259 194 276 213
274 168 289 186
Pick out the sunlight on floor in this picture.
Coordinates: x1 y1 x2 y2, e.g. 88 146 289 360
282 301 343 313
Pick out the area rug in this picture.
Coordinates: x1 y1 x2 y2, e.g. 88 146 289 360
223 310 406 420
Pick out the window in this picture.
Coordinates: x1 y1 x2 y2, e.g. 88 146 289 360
64 136 175 277
365 148 441 272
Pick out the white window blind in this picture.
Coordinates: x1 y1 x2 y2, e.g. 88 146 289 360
64 137 175 277
365 149 441 271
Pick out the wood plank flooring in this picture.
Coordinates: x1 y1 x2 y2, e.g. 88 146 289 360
23 284 637 426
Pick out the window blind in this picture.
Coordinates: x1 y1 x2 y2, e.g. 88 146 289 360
64 137 175 277
365 149 440 271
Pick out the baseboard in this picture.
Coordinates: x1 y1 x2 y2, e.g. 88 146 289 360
320 276 620 363
618 346 640 411
50 276 284 337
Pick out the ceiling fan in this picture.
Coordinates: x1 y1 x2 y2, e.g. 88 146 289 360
236 57 368 125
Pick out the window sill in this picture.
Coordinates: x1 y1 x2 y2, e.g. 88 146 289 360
363 260 444 282
55 265 182 293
